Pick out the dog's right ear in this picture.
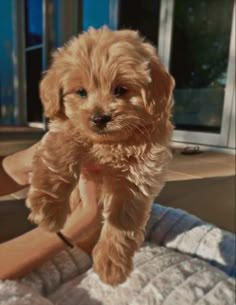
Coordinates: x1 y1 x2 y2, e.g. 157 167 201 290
40 69 62 119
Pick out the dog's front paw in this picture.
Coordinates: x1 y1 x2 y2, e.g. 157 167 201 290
92 241 133 286
26 189 69 232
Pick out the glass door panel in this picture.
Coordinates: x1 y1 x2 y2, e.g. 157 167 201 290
170 0 234 134
25 0 43 123
118 0 161 46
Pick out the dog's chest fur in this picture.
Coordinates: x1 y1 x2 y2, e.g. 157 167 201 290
82 141 170 201
88 143 148 170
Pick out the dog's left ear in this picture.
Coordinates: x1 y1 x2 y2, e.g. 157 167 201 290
150 59 175 117
141 42 175 143
151 63 175 119
143 43 175 119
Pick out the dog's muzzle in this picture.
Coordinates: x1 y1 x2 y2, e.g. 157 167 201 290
91 114 111 129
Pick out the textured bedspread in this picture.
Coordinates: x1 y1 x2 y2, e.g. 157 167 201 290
0 204 235 305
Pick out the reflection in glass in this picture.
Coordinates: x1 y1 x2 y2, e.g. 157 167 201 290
25 0 42 47
171 0 234 133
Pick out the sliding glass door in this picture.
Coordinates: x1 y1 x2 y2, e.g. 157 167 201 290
117 0 235 147
165 0 235 147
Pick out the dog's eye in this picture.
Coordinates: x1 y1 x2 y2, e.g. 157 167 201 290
76 88 87 98
114 86 128 97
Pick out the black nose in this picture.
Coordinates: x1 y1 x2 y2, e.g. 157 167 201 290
91 114 111 127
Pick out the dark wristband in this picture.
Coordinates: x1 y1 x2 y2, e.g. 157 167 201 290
56 231 74 248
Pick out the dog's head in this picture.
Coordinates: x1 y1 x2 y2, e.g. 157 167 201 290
40 27 175 144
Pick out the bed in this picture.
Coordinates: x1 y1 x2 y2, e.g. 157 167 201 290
0 204 235 305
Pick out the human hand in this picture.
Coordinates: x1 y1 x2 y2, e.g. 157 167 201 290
2 142 39 186
62 169 101 248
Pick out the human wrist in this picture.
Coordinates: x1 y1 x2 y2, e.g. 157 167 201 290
62 208 100 244
61 225 78 244
56 231 75 248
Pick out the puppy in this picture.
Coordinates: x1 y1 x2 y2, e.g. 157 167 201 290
26 27 175 285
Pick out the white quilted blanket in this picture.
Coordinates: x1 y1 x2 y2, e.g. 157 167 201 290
0 204 235 305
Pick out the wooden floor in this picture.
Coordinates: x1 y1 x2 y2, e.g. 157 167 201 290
158 148 235 233
0 145 235 242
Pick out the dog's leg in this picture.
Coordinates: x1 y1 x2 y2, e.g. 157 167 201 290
26 132 81 232
92 182 153 285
